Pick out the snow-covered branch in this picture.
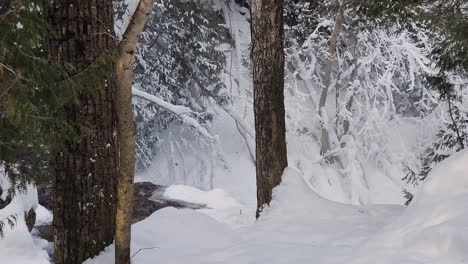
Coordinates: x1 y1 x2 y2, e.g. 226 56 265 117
132 87 213 139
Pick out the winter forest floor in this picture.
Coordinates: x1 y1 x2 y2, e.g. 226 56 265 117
85 169 405 264
85 151 468 264
3 151 465 264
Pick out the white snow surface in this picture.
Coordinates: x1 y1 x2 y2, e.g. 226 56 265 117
87 153 468 263
162 185 241 210
0 181 49 264
34 205 53 227
349 150 468 264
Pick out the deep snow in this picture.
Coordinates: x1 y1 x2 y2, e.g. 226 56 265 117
86 168 404 264
86 151 468 263
4 152 468 263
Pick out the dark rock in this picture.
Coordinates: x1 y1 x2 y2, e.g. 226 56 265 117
132 182 168 223
35 225 53 243
0 187 12 210
25 208 36 232
37 184 53 211
34 181 207 243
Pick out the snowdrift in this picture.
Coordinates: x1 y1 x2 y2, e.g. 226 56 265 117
87 168 402 264
88 152 468 263
351 150 468 264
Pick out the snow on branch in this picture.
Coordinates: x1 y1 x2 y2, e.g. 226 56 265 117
132 87 213 139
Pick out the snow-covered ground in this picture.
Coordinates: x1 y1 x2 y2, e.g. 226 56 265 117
0 183 50 264
350 150 468 264
86 151 468 264
3 151 467 263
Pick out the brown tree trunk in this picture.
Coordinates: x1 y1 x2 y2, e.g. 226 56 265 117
114 1 154 263
318 1 345 160
47 0 118 263
251 0 288 218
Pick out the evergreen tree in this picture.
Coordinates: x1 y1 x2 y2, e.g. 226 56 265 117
0 0 90 238
0 0 59 193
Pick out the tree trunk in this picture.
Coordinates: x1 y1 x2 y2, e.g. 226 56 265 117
47 0 118 263
251 0 288 218
318 1 345 160
114 1 155 263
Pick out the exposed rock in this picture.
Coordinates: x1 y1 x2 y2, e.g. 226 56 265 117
132 182 206 222
24 208 36 232
132 182 168 223
35 181 206 242
35 224 53 243
37 184 53 211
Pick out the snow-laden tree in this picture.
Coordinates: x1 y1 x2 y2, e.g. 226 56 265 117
284 1 443 203
348 0 468 203
116 0 230 170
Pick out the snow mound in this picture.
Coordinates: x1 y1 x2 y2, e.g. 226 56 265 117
85 207 241 264
0 183 49 264
159 184 255 229
35 205 53 226
351 150 468 264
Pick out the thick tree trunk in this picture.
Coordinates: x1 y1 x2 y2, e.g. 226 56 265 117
251 0 288 218
114 1 155 263
318 1 345 160
47 0 118 263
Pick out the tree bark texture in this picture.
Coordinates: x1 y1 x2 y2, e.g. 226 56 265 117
251 0 288 219
114 1 155 263
47 1 118 263
318 1 344 159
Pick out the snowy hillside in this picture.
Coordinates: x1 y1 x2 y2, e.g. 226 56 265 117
350 150 468 264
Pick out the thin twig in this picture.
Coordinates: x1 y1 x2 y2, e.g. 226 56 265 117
0 9 17 21
128 247 159 263
0 62 17 78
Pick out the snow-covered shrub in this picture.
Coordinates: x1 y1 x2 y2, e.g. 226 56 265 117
284 2 442 203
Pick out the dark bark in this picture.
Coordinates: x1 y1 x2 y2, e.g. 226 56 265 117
47 1 118 263
251 0 288 218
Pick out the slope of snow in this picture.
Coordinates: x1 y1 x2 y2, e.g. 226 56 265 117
349 150 468 264
89 151 468 263
85 207 242 264
87 168 404 264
